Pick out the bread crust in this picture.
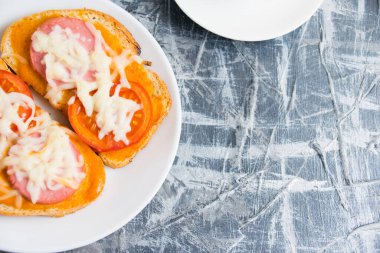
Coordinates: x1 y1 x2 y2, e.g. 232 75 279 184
1 9 172 168
0 63 105 217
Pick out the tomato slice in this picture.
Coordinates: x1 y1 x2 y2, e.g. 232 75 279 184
68 82 152 152
0 70 34 132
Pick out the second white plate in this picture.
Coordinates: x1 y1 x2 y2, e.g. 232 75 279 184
175 0 324 41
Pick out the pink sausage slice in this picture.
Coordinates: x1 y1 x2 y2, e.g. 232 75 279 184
7 137 84 205
30 17 95 81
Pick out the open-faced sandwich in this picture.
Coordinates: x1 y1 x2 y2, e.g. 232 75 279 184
1 9 172 168
0 60 105 217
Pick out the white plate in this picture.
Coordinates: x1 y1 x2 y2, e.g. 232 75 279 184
175 0 324 41
0 0 181 252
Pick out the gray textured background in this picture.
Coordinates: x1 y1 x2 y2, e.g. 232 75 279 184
68 0 380 252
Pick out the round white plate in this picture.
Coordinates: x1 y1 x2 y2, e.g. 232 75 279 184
0 0 181 252
175 0 324 41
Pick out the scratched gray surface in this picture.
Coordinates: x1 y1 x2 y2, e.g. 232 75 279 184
67 0 380 252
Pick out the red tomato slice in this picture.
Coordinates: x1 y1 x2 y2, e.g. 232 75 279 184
0 70 34 131
68 82 152 152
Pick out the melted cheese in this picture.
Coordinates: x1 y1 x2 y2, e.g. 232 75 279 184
31 23 143 146
1 124 85 204
32 26 90 105
0 87 35 160
0 87 35 139
111 49 143 89
0 135 10 160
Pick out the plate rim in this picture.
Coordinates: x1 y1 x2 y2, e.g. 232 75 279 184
0 0 181 252
174 0 325 41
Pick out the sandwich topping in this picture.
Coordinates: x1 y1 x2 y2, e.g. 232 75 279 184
0 87 35 139
0 71 85 205
0 70 35 159
30 17 152 151
0 88 34 159
3 124 85 204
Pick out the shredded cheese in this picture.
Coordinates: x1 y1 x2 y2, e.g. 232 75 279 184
31 23 143 146
0 182 22 208
32 26 91 105
1 124 85 204
0 87 35 160
0 189 17 201
0 87 35 139
0 87 34 207
0 135 9 160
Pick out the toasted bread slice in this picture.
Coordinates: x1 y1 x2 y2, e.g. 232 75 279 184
1 9 171 168
0 65 105 217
